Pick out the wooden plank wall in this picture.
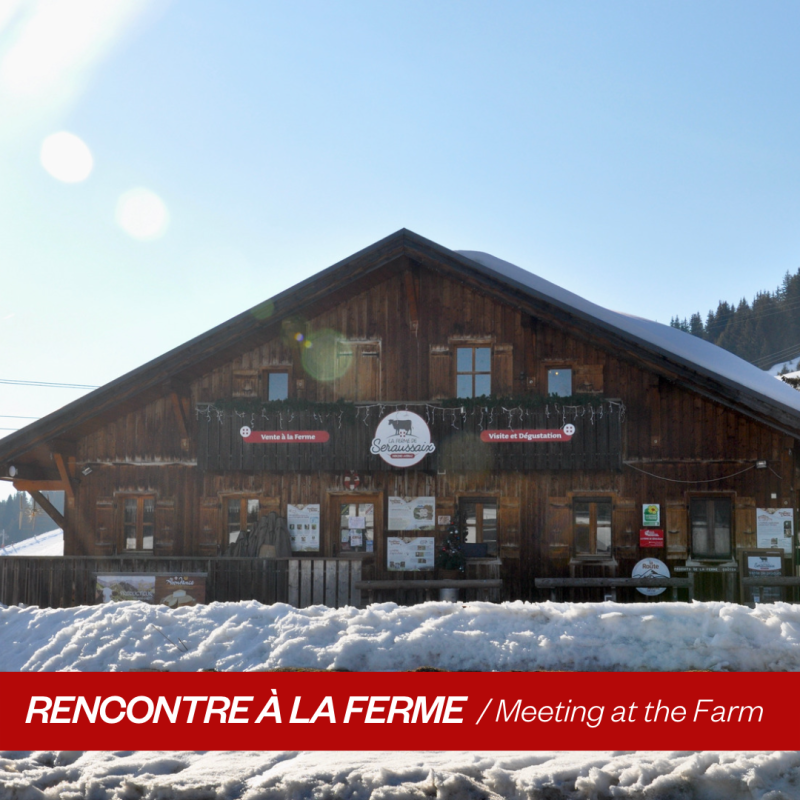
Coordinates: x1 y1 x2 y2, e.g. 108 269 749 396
68 265 799 602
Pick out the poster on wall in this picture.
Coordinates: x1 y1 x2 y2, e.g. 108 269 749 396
756 508 794 554
387 536 435 571
155 575 206 607
287 504 320 551
388 497 436 531
642 504 661 526
95 574 155 603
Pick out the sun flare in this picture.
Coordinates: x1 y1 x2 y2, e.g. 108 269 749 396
40 131 93 182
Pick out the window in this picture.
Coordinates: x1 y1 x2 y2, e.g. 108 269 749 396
265 371 289 401
456 346 491 398
690 497 731 558
548 368 572 397
460 498 497 556
123 496 155 551
573 498 612 557
226 497 260 544
338 500 375 553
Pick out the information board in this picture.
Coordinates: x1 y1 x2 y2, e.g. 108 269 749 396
387 497 436 531
387 536 435 571
287 504 320 551
756 508 794 554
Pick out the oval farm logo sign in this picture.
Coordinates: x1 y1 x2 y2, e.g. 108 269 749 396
371 411 435 468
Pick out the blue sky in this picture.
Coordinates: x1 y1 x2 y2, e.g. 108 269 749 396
1 0 800 473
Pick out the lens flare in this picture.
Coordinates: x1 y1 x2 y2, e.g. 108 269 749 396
301 330 351 383
40 131 93 182
116 187 169 240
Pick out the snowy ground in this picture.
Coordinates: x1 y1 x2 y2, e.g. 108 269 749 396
4 599 800 797
768 355 800 375
3 749 800 800
4 597 800 673
0 528 63 556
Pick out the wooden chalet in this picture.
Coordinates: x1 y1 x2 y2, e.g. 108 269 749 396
2 229 800 606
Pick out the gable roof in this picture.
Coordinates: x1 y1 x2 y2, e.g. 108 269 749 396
2 228 800 471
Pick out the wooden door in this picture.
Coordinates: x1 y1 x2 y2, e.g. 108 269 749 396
329 492 382 564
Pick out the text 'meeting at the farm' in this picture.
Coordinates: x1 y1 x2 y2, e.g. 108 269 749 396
5 673 781 751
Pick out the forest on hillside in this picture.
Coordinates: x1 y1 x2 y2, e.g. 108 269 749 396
0 491 63 547
670 267 800 371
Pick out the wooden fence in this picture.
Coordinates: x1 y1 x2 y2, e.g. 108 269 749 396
0 557 362 610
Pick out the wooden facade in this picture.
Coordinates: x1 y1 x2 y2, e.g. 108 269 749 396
3 230 800 604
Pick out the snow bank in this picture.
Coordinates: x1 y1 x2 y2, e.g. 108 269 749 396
0 528 63 556
3 599 800 673
2 749 800 800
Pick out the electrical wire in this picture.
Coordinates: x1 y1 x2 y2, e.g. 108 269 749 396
623 462 757 484
0 379 98 389
0 415 39 419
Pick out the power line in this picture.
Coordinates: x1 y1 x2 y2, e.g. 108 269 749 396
0 414 39 419
0 379 98 390
0 427 19 431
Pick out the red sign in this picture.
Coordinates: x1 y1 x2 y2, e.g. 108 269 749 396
3 672 790 751
240 428 329 444
640 528 664 548
480 427 574 443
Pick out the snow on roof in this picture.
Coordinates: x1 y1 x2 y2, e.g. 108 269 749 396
458 250 800 416
0 528 63 556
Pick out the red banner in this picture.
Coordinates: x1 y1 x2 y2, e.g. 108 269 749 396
480 429 573 443
241 430 329 443
3 672 791 751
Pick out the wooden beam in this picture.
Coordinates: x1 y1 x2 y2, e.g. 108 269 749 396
404 269 419 334
170 391 189 440
29 490 65 530
12 480 65 493
53 453 74 500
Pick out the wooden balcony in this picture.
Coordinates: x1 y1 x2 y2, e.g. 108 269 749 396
196 401 623 472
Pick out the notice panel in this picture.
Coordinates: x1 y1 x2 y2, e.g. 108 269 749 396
387 536 435 571
756 508 794 554
387 497 436 531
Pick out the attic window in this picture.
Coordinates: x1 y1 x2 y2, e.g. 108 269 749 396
265 371 289 401
548 368 572 397
456 346 491 398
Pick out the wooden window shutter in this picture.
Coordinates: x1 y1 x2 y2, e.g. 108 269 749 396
546 497 572 560
335 342 381 401
199 498 221 555
734 497 756 551
232 370 259 398
155 498 177 555
573 364 604 394
95 498 115 549
613 497 637 557
258 496 280 516
498 496 521 559
492 345 513 395
665 499 688 560
429 346 453 400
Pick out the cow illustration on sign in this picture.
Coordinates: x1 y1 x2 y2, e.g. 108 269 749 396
388 418 413 437
371 411 435 468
